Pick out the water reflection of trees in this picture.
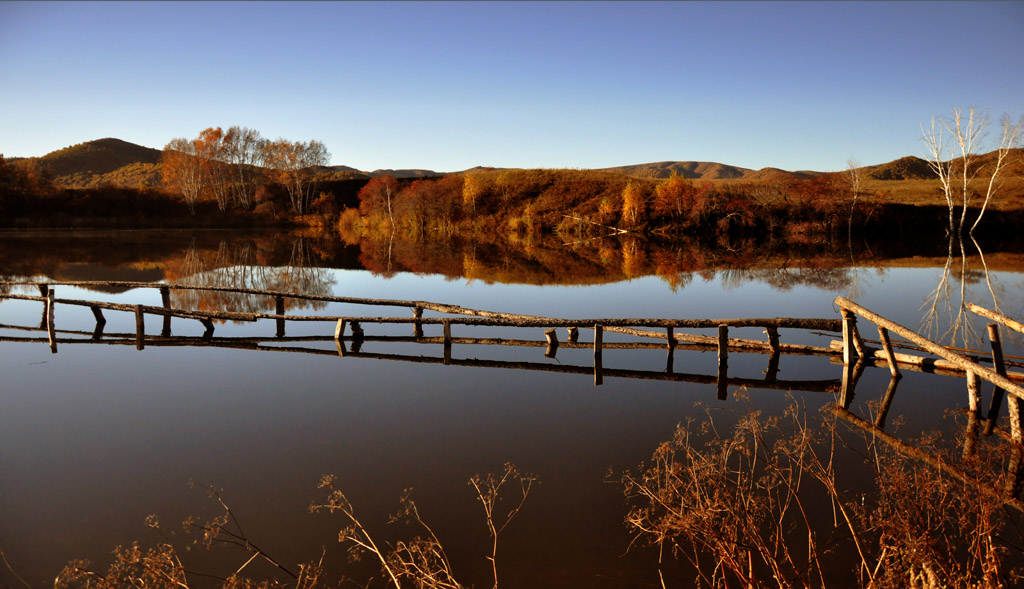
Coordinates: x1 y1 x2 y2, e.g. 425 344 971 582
172 238 334 314
719 266 854 291
920 235 1017 349
346 229 897 293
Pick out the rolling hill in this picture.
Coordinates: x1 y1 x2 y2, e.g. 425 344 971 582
599 160 751 180
12 139 447 188
36 138 163 176
12 137 1020 191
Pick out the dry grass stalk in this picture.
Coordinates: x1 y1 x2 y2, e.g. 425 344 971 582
620 391 1024 587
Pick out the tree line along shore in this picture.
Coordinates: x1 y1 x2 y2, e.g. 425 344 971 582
3 117 1022 242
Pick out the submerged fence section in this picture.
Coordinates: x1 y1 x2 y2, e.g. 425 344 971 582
3 281 1023 403
1 280 849 397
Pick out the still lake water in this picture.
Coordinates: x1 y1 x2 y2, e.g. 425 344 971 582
1 229 1023 587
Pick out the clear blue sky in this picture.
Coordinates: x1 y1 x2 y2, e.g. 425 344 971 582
2 1 1022 173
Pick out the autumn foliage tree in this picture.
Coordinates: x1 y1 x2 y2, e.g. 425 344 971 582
358 174 400 229
264 139 330 216
196 127 232 211
162 137 205 214
653 172 697 218
223 126 267 209
621 181 646 227
462 172 492 216
163 127 326 217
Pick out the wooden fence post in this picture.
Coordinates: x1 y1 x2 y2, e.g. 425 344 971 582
874 374 901 429
594 324 603 386
766 326 780 356
160 286 172 337
717 324 728 400
275 295 285 338
39 288 50 330
841 308 857 364
413 306 423 338
965 369 982 460
1008 447 1024 499
764 349 781 382
989 323 1020 443
544 329 558 358
877 326 901 378
200 317 214 338
839 359 865 410
335 319 347 340
968 370 981 413
46 289 57 354
90 305 106 327
135 305 145 350
443 319 452 365
665 326 676 370
567 326 579 343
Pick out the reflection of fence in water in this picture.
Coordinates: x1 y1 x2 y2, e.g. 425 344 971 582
0 321 846 394
2 280 849 396
834 295 1024 508
4 282 1024 400
7 281 1024 505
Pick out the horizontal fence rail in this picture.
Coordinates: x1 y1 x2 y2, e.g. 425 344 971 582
1 280 849 395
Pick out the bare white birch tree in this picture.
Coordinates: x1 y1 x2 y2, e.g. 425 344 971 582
921 117 956 233
971 113 1023 234
162 137 205 215
922 107 1022 235
846 157 861 239
224 126 267 210
265 139 330 215
949 106 987 232
197 127 233 212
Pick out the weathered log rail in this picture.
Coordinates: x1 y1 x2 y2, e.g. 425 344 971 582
6 281 1021 401
834 296 1024 443
1 280 849 395
0 325 841 394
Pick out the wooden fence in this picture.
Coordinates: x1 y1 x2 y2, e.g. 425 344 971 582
1 280 846 396
3 281 1023 402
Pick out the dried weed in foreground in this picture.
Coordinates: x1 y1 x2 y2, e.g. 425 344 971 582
620 392 1024 588
56 463 535 589
310 462 536 589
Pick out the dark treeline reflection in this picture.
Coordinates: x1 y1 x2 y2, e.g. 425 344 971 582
342 227 1024 295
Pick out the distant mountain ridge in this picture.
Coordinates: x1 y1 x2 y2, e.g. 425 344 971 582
599 160 752 180
12 137 1019 189
35 138 163 176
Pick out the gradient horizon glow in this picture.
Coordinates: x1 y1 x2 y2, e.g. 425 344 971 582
1 1 1022 173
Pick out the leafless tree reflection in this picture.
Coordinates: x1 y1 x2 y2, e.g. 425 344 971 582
920 236 1011 349
171 238 334 314
720 266 855 292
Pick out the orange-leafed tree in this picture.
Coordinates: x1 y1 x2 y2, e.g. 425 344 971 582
395 179 431 235
462 172 491 216
621 181 646 227
195 127 232 212
653 172 696 218
421 174 463 234
358 174 399 229
264 139 330 216
162 137 205 215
